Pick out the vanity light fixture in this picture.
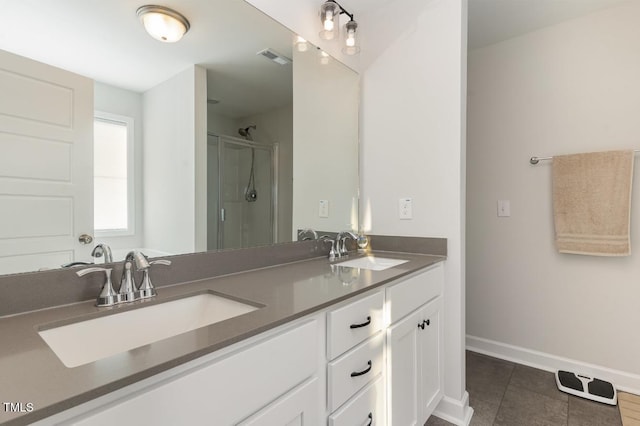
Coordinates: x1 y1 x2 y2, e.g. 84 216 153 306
137 5 190 43
318 1 360 55
319 1 341 40
342 19 360 55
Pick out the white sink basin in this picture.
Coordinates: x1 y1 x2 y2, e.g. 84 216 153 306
336 256 408 271
39 293 259 368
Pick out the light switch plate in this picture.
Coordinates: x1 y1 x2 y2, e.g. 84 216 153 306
319 200 329 218
497 200 511 217
399 198 413 220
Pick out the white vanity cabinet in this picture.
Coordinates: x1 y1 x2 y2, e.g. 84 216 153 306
386 264 444 426
34 261 446 426
326 290 386 425
237 377 320 425
46 317 322 426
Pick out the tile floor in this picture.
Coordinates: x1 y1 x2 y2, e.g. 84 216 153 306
426 351 623 426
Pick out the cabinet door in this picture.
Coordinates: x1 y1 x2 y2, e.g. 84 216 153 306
238 377 319 425
387 308 423 426
418 298 443 422
64 320 318 426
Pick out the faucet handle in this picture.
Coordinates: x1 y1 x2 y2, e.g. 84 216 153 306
321 237 338 261
76 267 119 307
138 259 172 299
119 261 138 302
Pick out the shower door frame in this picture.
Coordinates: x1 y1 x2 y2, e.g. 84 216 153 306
213 134 279 249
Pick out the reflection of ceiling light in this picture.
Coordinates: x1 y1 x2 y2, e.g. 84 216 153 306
318 49 330 65
137 5 190 43
295 35 309 52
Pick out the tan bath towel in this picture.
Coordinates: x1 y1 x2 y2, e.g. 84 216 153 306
552 150 634 256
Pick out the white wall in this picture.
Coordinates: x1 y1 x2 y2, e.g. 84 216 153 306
292 47 359 236
93 82 144 253
360 0 470 422
467 2 640 388
207 110 238 138
246 0 471 422
142 65 207 255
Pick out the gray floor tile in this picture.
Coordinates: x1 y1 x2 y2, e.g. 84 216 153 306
425 415 455 426
509 364 568 402
466 351 515 404
469 395 501 426
494 384 568 426
568 395 622 426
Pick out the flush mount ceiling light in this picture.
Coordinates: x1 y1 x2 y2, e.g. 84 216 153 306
137 5 190 43
318 1 360 55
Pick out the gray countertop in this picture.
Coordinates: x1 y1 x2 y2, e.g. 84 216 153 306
0 250 444 425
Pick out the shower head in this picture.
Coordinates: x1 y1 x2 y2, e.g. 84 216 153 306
238 125 257 140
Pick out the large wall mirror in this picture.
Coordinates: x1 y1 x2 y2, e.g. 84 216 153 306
0 0 359 276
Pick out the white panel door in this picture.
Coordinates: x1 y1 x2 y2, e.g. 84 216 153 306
0 48 93 273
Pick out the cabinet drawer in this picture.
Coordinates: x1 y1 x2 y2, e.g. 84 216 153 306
327 291 384 359
328 332 384 412
329 375 384 426
386 264 443 324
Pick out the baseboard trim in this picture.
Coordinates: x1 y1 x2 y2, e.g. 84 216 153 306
466 335 640 395
433 392 474 426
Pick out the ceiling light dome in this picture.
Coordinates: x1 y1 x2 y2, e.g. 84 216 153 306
137 5 190 43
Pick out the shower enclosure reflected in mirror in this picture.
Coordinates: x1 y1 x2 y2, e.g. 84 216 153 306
208 134 277 250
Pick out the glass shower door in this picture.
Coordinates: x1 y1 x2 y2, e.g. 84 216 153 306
216 136 276 250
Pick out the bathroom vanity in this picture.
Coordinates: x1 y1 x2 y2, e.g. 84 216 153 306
0 242 445 425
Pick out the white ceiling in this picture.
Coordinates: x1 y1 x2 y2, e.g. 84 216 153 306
468 0 632 50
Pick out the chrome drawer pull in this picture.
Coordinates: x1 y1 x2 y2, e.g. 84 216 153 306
350 316 371 329
350 360 372 377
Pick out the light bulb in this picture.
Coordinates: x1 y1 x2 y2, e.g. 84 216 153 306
324 10 334 31
346 30 356 47
342 20 360 55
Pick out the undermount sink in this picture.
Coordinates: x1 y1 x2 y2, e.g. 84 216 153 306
38 293 260 368
336 256 408 271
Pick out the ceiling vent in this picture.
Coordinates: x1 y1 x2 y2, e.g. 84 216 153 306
257 48 292 65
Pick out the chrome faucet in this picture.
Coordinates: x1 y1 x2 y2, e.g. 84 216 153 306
76 251 171 306
298 228 318 241
119 251 150 302
91 243 113 264
335 231 358 258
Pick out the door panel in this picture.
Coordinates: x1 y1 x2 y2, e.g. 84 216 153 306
0 49 93 274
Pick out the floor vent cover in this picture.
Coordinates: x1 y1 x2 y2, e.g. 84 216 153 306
555 370 617 405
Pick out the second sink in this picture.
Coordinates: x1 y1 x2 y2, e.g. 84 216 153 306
38 293 260 368
336 256 408 271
